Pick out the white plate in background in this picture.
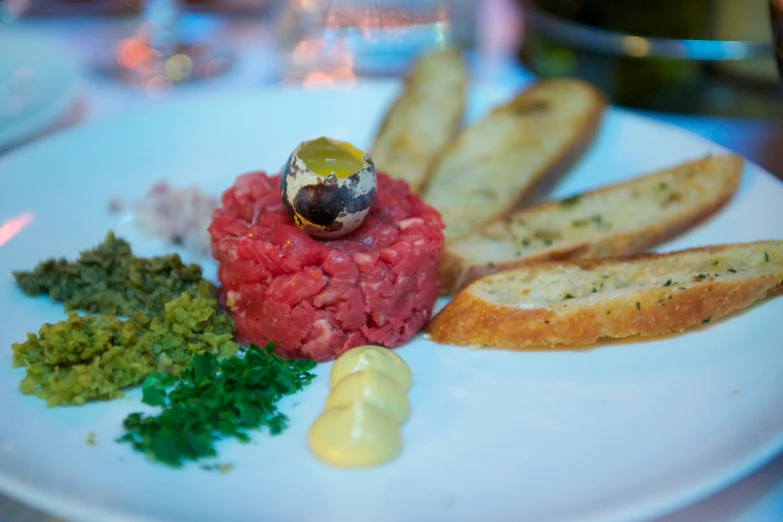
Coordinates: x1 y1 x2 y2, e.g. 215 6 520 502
0 30 80 150
0 81 782 522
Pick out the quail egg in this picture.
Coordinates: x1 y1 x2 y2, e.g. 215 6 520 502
281 137 377 239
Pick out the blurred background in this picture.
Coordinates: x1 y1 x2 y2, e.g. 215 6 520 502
0 0 781 172
1 1 783 521
1 0 782 179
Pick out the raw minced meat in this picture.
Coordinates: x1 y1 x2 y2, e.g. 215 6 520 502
208 171 444 361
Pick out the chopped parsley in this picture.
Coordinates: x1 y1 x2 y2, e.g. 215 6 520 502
592 287 597 293
565 293 575 299
712 261 720 266
695 273 708 280
702 317 711 324
488 261 496 269
118 344 317 468
521 238 531 247
765 252 770 262
663 279 672 287
571 215 609 229
728 268 737 273
561 195 581 207
636 302 641 311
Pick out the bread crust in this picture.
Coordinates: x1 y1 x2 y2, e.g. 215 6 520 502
439 155 744 294
426 242 783 349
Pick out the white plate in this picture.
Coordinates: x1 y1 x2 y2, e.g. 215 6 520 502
0 30 80 150
0 81 782 522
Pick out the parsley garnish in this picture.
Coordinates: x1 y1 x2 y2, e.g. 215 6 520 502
702 317 711 324
728 268 737 273
663 279 672 287
561 195 581 207
695 274 708 280
565 293 575 299
118 344 316 468
592 287 597 293
571 215 608 229
765 252 770 262
636 302 641 311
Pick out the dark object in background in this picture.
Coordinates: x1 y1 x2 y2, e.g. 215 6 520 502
773 0 783 77
518 0 783 117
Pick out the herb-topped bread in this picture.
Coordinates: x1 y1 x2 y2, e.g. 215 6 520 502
422 79 606 242
426 242 783 350
370 49 468 193
439 155 744 294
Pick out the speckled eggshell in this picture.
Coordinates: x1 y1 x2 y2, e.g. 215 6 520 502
281 143 377 239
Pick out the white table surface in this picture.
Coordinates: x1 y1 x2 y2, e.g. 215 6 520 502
0 3 782 521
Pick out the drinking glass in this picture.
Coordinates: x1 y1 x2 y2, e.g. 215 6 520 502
277 0 453 80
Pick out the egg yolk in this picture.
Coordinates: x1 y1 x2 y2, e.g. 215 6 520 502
330 345 413 391
326 370 411 425
308 402 402 468
297 137 366 180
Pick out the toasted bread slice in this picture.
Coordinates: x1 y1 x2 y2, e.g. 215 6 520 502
421 79 606 242
426 242 783 349
439 155 744 294
370 49 468 193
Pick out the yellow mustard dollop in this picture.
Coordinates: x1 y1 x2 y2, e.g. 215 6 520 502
296 137 365 180
326 369 410 425
308 402 402 468
330 345 413 391
309 345 413 468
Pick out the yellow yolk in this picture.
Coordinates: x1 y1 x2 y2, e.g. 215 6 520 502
330 345 413 391
296 136 366 179
308 402 402 468
326 370 410 425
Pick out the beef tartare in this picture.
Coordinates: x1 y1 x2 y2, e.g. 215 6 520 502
208 171 444 361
